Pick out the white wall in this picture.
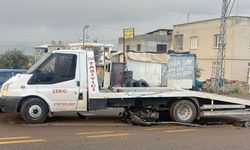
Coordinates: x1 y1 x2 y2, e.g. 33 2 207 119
126 60 162 86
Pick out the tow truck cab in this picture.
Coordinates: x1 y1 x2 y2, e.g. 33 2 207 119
0 50 90 122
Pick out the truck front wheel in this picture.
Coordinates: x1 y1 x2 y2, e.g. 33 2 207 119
20 98 49 124
170 100 197 123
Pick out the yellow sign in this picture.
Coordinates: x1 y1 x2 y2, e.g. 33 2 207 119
123 28 134 39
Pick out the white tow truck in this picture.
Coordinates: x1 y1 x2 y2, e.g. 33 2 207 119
1 49 250 124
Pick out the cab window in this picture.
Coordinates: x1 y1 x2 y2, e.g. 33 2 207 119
29 53 77 84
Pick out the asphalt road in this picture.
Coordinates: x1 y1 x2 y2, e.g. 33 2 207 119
1 109 250 150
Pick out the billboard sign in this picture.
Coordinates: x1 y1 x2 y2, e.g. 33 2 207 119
123 28 134 39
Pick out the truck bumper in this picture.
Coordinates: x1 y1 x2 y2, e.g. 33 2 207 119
0 96 22 112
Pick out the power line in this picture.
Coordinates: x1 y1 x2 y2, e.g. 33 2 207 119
236 0 240 16
228 0 236 16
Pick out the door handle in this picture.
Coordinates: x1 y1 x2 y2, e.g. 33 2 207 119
78 93 83 100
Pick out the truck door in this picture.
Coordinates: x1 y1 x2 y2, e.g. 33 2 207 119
36 52 81 112
103 61 112 88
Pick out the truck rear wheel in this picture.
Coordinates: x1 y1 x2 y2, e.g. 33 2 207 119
170 100 197 123
20 98 49 124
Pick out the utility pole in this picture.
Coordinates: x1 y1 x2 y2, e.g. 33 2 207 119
215 0 235 92
123 28 134 63
123 29 126 63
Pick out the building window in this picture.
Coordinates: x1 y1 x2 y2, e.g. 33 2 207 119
126 45 130 51
212 62 217 76
156 44 167 53
190 36 198 50
174 35 183 51
214 34 220 48
137 44 141 52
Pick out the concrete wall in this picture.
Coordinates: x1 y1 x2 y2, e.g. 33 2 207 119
126 54 195 88
126 60 162 86
118 31 172 53
173 16 250 81
173 19 221 81
231 17 250 82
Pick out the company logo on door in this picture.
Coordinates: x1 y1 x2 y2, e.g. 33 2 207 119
88 57 97 92
52 89 68 94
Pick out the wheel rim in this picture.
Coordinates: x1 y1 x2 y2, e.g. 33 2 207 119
28 105 43 119
177 104 193 121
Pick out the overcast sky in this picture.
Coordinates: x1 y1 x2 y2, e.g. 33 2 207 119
0 0 249 54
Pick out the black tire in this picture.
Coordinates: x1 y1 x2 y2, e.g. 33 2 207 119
126 79 137 87
170 100 197 123
123 71 133 80
20 98 49 124
135 79 150 87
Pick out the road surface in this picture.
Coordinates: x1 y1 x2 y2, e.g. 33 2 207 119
0 109 250 150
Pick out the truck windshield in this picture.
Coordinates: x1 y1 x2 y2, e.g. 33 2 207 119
27 53 53 74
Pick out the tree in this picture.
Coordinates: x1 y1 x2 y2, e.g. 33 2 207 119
0 49 29 69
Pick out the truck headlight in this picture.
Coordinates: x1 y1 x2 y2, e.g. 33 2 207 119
2 83 12 97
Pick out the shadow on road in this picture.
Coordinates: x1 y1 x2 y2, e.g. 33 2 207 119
196 116 250 127
1 110 250 127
